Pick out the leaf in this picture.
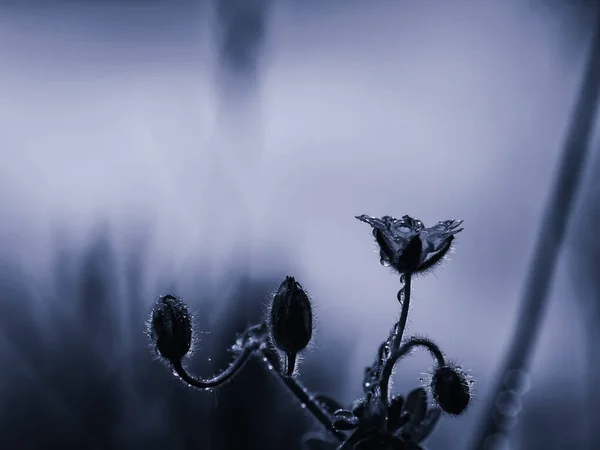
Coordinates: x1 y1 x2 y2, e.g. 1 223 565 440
410 408 442 443
403 388 427 428
333 409 355 420
351 396 368 420
354 434 408 450
333 417 359 431
388 394 409 432
302 433 338 450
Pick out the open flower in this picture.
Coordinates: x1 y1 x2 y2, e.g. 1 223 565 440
356 215 463 274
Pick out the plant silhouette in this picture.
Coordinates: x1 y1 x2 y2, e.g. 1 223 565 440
149 214 473 450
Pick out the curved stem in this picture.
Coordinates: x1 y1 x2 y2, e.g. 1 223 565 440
171 346 254 389
380 337 445 409
390 273 412 352
259 348 346 442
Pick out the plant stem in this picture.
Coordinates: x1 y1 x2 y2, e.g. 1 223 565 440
171 347 254 389
259 348 346 442
380 337 446 410
469 5 600 448
390 273 412 352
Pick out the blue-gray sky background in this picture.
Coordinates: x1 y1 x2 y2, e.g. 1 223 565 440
1 1 599 449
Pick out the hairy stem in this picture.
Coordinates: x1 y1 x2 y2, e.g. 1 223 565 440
171 346 254 389
380 337 446 411
286 351 297 377
390 273 412 352
259 348 346 442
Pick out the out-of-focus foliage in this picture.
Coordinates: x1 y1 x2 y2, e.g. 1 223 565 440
0 228 342 450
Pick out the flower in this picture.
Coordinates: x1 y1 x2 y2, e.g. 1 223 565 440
356 215 463 274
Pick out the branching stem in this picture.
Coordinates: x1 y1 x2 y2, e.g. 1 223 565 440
259 348 346 442
380 337 445 410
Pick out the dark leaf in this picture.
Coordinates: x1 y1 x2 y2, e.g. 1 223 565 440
351 396 369 420
388 394 409 432
302 432 337 450
333 417 359 431
354 433 407 450
333 409 356 420
409 408 442 443
403 388 427 428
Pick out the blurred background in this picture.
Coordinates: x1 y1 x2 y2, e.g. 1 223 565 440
1 0 599 449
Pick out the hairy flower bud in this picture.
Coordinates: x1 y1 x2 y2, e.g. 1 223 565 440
430 365 471 416
269 276 313 377
149 295 193 364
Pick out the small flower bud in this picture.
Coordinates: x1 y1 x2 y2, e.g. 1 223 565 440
269 276 313 377
430 365 471 416
149 295 192 364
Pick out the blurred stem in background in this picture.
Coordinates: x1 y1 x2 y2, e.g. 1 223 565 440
469 3 600 450
185 0 270 286
569 148 600 450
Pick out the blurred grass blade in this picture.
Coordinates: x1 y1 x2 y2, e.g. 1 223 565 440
469 4 600 449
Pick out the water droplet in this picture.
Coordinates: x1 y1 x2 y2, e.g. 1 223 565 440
300 403 306 409
208 357 212 362
400 274 406 284
419 378 424 382
365 382 371 388
267 364 274 370
263 357 268 362
397 289 405 304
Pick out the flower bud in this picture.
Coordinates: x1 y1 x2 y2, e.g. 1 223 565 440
430 365 471 416
269 276 313 377
149 294 193 364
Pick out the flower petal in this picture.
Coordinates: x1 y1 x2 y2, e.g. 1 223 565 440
422 219 464 253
